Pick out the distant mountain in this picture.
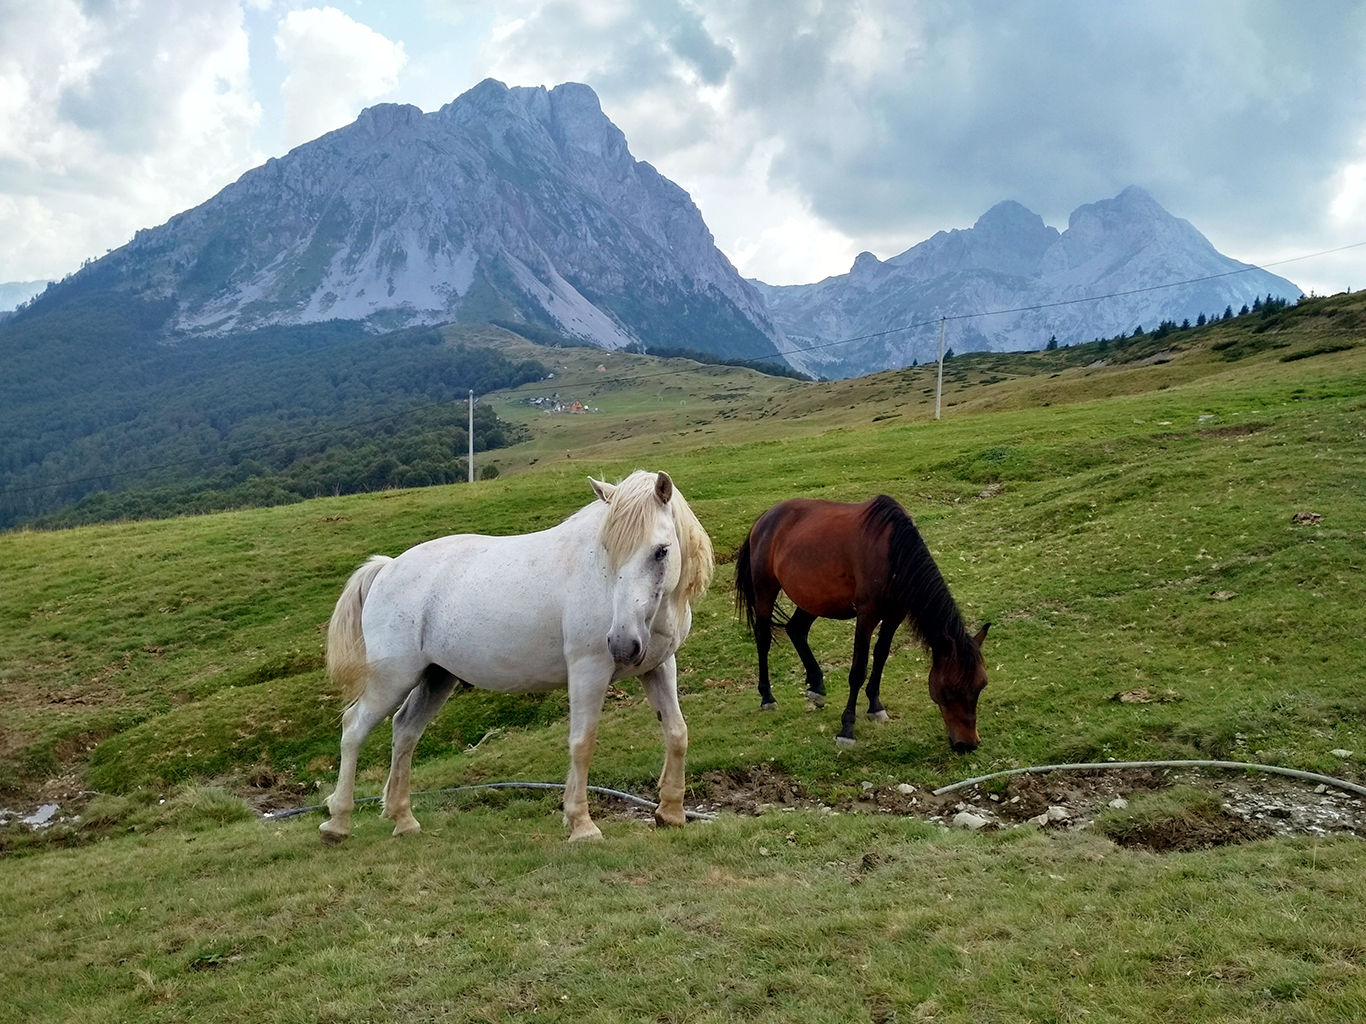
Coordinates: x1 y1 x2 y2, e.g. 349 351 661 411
18 79 791 364
754 187 1303 377
0 280 50 312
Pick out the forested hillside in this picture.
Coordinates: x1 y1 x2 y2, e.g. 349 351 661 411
0 300 545 528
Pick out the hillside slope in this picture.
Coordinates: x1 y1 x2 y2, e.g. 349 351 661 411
2 290 1362 811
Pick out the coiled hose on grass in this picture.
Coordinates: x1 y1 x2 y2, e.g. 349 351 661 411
261 781 717 822
262 760 1362 825
931 759 1366 797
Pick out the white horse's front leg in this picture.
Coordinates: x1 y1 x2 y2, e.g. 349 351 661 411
564 662 611 842
641 654 688 828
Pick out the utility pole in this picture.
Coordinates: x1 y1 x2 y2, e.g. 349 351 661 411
468 390 474 483
935 317 945 421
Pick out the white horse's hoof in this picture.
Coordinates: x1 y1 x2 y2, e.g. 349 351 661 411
867 710 890 723
806 690 826 708
834 736 856 749
319 822 349 845
653 807 686 828
568 824 604 842
759 702 778 712
391 820 421 838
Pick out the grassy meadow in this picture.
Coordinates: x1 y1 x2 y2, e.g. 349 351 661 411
1 294 1365 1021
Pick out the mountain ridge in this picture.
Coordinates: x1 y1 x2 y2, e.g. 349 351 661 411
756 186 1301 377
12 81 1303 380
18 79 791 365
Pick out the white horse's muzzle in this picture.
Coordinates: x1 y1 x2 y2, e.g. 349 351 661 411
607 629 647 666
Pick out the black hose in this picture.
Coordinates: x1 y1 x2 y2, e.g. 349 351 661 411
932 759 1366 797
262 781 716 822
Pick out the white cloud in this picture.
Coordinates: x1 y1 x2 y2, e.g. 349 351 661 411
274 7 408 151
4 0 1366 293
0 0 261 280
463 0 1366 289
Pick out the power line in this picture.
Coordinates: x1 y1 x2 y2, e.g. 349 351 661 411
3 239 1358 500
501 239 1365 392
776 238 1366 355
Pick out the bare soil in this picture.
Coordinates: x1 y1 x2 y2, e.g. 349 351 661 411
5 762 1362 854
685 763 1364 853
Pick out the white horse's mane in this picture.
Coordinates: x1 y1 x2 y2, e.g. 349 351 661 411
599 470 714 606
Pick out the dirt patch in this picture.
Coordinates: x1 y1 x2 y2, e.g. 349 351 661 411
1100 812 1272 853
684 765 1364 852
6 761 1362 853
223 772 314 817
696 764 814 815
1199 423 1266 439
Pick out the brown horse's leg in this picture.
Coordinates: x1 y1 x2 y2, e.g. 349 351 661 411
754 614 778 710
785 608 826 706
864 619 898 722
836 614 877 748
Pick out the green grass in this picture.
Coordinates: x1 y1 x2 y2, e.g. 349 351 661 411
3 807 1365 1023
2 291 1365 1021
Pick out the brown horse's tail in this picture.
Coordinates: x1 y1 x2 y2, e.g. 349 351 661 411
734 533 788 633
733 534 759 634
325 555 392 705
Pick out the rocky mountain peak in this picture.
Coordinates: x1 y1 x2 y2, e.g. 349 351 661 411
23 79 790 365
354 102 425 140
761 187 1301 377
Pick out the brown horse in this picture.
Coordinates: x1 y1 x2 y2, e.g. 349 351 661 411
734 495 989 752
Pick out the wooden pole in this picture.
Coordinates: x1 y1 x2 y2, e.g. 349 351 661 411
935 317 945 420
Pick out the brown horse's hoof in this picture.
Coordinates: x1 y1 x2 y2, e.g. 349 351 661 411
760 701 778 712
805 690 826 708
834 736 856 749
866 710 890 723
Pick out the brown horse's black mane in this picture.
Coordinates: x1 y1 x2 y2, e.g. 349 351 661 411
863 495 979 666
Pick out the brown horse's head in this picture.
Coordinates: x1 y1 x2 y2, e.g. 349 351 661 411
928 623 990 753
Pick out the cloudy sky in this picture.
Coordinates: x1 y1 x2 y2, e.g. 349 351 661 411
3 0 1366 296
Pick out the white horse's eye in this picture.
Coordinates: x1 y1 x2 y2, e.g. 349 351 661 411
654 545 669 562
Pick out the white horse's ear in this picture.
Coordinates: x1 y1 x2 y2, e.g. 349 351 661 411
589 477 616 503
654 471 674 505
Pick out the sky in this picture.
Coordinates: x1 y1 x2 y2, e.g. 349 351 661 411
3 0 1366 297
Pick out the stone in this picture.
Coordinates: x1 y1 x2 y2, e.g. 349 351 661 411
952 811 991 831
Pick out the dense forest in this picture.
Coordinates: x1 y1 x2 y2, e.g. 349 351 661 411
0 296 545 528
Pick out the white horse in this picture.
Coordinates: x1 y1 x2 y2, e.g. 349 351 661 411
320 470 713 843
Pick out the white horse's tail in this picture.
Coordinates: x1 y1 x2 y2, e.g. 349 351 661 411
326 555 392 705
